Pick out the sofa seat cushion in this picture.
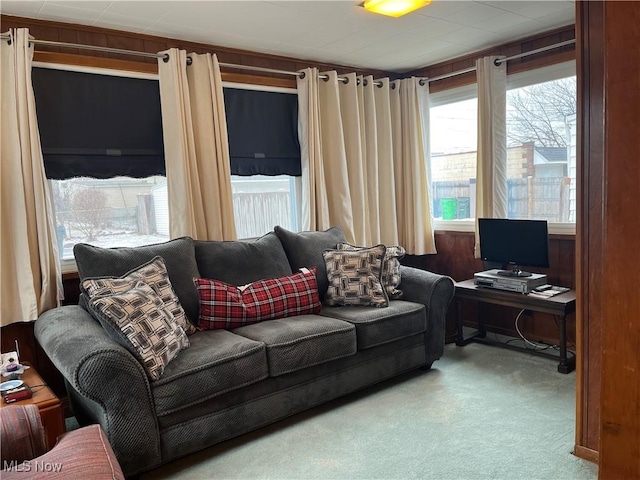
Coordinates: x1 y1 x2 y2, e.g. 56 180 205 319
318 300 426 350
232 316 356 377
152 330 268 417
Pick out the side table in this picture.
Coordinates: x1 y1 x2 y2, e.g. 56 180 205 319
0 364 66 449
454 279 577 373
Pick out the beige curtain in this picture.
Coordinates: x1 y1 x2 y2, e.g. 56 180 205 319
157 49 236 240
390 78 436 255
1 28 62 325
297 70 434 253
475 56 507 258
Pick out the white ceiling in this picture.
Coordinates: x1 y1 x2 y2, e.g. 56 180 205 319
1 0 575 72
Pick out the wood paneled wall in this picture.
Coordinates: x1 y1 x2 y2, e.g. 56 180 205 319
598 2 640 475
575 1 640 476
403 232 576 346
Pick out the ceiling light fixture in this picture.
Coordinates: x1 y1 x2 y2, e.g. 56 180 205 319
362 0 431 18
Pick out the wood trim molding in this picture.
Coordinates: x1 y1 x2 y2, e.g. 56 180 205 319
573 445 599 464
2 14 389 88
407 24 575 93
575 0 604 458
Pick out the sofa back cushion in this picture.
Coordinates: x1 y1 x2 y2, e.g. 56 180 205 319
74 237 200 324
274 226 347 298
194 232 291 285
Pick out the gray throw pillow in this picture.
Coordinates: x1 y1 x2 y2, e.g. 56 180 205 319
74 237 200 324
195 232 292 285
274 225 348 298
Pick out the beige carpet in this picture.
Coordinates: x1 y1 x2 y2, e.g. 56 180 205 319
140 342 597 480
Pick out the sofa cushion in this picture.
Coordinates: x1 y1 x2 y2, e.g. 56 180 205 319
319 300 426 350
194 232 292 284
81 256 197 335
338 243 406 300
274 226 347 299
88 282 190 381
152 329 268 417
194 268 322 330
74 237 200 324
323 245 389 307
233 316 356 377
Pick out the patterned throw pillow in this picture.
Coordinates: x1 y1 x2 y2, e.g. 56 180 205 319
338 243 406 299
88 281 190 381
323 245 389 307
193 268 322 330
81 256 197 335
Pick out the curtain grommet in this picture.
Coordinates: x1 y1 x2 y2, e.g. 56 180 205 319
363 79 368 86
391 83 396 90
299 71 306 79
343 76 349 85
162 54 169 63
419 79 426 86
376 82 383 89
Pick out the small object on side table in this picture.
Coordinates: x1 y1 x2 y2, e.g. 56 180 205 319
2 384 33 403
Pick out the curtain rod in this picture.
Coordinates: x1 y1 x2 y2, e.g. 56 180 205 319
0 33 382 86
1 33 574 87
419 38 576 85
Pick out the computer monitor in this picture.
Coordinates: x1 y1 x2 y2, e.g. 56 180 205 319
478 218 550 277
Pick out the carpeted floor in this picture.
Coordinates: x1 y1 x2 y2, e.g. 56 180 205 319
138 342 597 480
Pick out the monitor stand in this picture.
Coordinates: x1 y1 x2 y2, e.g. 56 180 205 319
496 265 532 277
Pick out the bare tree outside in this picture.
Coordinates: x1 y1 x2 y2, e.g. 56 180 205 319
506 77 577 148
71 188 109 241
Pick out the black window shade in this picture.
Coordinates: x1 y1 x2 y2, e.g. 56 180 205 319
32 67 165 180
223 88 301 176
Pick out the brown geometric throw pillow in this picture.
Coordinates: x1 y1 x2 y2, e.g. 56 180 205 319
89 281 189 381
323 245 388 307
81 256 197 334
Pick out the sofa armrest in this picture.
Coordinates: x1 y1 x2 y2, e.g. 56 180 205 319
0 405 47 464
1 424 125 480
399 266 455 365
34 306 161 476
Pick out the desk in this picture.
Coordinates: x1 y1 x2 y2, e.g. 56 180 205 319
454 279 576 373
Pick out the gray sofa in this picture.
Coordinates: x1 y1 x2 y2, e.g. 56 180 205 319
35 227 454 477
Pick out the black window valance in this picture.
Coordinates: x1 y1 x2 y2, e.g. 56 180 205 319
31 67 165 180
223 88 301 176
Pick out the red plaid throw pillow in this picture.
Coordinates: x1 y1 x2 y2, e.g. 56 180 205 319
193 268 322 330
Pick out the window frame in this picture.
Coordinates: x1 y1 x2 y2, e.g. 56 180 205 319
34 62 162 273
428 61 577 236
223 81 302 237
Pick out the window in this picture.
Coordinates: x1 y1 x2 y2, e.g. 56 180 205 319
429 86 477 222
51 176 169 261
32 63 169 267
231 175 299 238
223 83 302 237
506 67 577 224
428 61 576 233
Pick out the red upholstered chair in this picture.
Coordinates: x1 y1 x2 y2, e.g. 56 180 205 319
0 404 124 479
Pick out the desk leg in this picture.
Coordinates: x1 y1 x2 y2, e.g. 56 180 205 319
556 314 575 374
456 299 484 346
456 299 465 346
